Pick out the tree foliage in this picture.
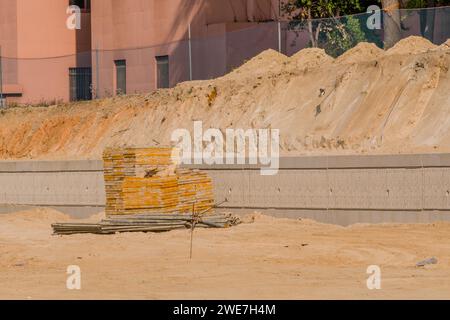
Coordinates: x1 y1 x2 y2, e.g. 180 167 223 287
282 0 375 55
282 0 364 20
404 0 450 8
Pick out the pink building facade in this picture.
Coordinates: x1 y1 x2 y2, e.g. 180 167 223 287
0 0 91 104
0 0 278 104
91 0 279 97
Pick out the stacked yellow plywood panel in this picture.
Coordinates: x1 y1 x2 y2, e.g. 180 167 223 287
177 169 215 213
103 148 214 216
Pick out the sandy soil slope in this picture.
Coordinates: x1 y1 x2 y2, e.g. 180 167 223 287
0 36 449 160
1 208 449 300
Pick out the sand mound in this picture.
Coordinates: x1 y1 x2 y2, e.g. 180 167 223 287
335 42 384 64
226 49 288 78
0 208 70 226
1 36 450 159
387 36 436 55
290 47 333 70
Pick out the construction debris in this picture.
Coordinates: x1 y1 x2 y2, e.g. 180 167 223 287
52 213 241 235
416 257 438 267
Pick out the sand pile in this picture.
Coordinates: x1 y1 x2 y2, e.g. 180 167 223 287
0 208 71 241
386 36 436 55
335 42 384 64
226 48 288 78
0 208 70 224
0 36 450 160
290 48 333 70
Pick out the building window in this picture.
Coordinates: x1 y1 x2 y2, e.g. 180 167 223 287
69 0 90 10
156 56 169 89
114 60 127 95
69 67 92 101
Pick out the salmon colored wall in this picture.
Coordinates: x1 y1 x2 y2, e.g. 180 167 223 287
91 0 200 95
0 1 19 89
91 0 278 97
0 0 91 104
16 0 77 58
1 0 278 102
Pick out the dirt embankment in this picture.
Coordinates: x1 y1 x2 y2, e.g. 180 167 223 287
0 36 449 160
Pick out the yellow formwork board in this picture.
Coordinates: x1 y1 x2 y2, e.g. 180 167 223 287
103 147 214 216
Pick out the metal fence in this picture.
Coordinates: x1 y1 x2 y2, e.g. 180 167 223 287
0 6 449 105
69 67 92 101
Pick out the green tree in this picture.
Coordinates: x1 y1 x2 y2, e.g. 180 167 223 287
282 0 364 47
322 15 369 56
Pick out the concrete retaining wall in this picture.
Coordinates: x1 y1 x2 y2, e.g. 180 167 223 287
1 154 450 223
207 167 450 211
0 160 104 206
191 154 450 212
0 160 104 218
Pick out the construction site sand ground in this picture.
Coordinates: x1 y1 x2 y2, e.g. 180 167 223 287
1 208 450 300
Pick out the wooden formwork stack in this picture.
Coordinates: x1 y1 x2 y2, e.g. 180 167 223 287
103 147 214 216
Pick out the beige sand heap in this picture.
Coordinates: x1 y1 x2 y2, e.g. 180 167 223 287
226 48 288 78
0 208 70 227
290 47 334 70
103 147 214 216
386 36 436 55
0 36 450 160
335 42 384 64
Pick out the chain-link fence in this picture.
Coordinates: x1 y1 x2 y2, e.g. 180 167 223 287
0 6 449 105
